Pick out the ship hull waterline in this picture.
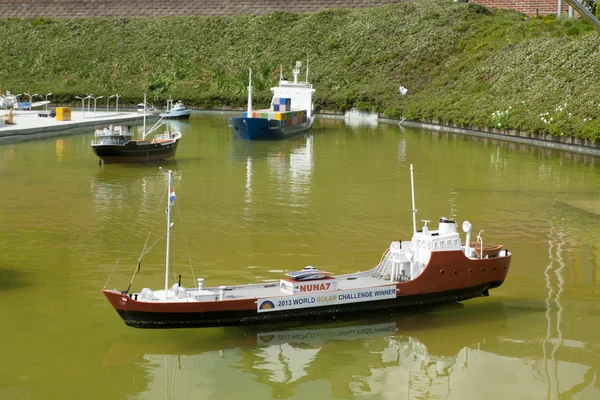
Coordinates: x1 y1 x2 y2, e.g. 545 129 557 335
104 282 503 329
92 140 179 164
228 116 312 140
160 111 191 119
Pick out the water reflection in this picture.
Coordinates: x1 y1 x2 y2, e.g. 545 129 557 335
229 134 314 221
0 267 29 291
104 302 513 399
228 134 312 163
163 119 192 135
102 296 600 399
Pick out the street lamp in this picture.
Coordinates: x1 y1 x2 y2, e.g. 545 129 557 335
92 95 103 116
45 93 52 111
33 94 43 109
85 94 93 113
15 93 22 109
106 94 115 113
74 96 85 117
26 93 38 111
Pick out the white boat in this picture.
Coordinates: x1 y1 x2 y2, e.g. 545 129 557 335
160 99 191 119
0 91 19 109
137 103 156 113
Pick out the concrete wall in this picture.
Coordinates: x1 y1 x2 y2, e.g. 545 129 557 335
0 0 406 18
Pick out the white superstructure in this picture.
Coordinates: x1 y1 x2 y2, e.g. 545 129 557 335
271 61 316 119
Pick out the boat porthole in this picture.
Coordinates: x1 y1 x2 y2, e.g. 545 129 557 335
453 270 457 275
481 268 486 272
504 266 507 270
493 267 497 271
468 269 472 274
440 269 444 274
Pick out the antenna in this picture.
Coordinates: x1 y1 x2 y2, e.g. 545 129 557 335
280 64 283 81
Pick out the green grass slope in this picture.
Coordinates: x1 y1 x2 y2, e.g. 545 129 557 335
1 0 599 141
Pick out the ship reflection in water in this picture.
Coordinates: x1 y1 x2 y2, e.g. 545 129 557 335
104 300 554 399
103 298 600 398
229 133 313 220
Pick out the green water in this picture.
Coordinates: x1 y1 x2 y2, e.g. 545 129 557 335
1 113 599 399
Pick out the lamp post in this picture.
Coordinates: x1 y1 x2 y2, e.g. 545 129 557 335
27 93 38 111
75 96 85 117
45 93 52 111
92 95 103 116
106 94 115 113
14 93 22 109
85 94 93 113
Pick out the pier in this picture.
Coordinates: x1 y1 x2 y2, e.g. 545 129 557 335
0 109 160 143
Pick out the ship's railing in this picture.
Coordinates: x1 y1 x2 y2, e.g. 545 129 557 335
372 248 393 279
91 137 127 146
154 132 174 141
94 126 132 137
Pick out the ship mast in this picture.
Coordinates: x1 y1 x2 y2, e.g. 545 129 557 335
293 61 301 84
410 164 417 234
142 93 147 139
306 55 309 84
165 169 172 296
247 68 253 116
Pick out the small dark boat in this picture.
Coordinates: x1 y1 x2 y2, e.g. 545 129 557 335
102 165 512 329
91 96 181 164
228 60 315 140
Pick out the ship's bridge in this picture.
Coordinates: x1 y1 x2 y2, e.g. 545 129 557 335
271 83 314 118
413 217 461 252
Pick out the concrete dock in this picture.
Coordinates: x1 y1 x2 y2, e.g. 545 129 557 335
0 109 160 143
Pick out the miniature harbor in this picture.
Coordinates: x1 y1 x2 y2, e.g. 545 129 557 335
0 109 160 143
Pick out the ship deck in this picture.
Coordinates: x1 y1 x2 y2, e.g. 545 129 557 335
134 274 391 303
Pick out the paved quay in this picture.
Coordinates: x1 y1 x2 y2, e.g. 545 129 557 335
0 109 160 143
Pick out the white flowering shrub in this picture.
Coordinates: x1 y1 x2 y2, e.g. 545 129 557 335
491 107 511 129
538 103 571 136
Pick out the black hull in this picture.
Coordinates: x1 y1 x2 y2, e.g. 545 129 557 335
92 139 180 164
115 282 499 329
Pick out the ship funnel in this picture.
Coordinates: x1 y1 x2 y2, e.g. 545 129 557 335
438 217 456 234
462 221 472 255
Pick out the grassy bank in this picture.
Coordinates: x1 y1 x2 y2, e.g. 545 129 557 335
1 0 600 141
